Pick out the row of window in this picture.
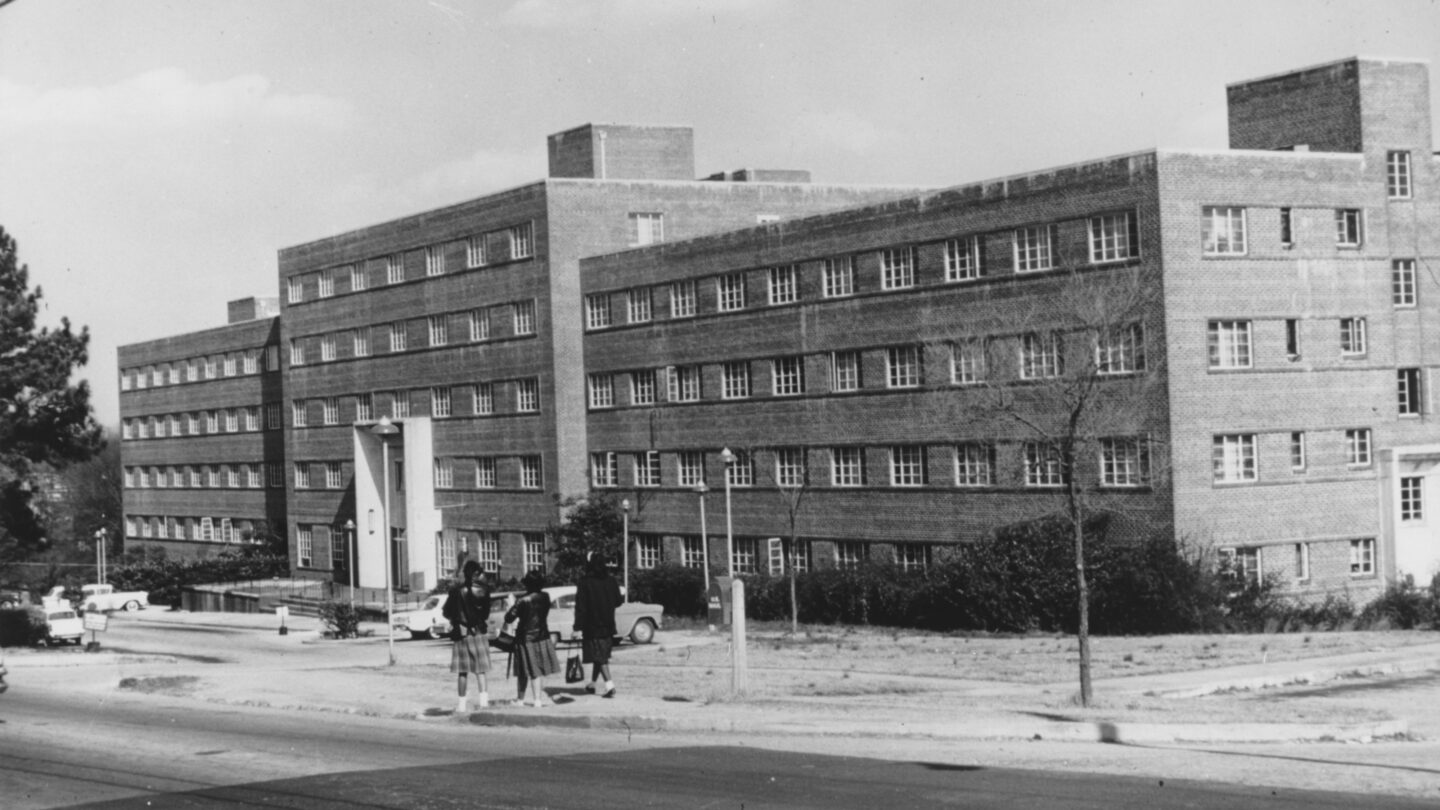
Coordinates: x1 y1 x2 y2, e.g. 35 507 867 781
1202 203 1415 256
296 524 549 572
611 536 929 574
428 456 544 490
125 463 281 490
292 379 542 427
126 515 258 543
1212 428 1375 483
1220 537 1377 586
587 439 1151 491
285 222 535 305
120 346 278 392
289 301 537 366
587 327 1145 409
122 404 279 440
585 212 1140 330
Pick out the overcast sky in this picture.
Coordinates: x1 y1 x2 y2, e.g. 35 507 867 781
2 0 1438 427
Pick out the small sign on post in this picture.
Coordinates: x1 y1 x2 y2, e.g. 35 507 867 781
83 611 108 652
276 605 290 636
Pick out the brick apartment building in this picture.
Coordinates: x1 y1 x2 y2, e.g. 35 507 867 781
120 57 1439 600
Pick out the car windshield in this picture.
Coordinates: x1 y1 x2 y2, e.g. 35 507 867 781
50 611 76 620
423 596 443 610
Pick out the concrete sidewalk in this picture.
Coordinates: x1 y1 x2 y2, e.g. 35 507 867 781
9 608 1437 745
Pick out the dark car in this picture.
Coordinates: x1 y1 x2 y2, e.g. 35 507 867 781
0 589 31 609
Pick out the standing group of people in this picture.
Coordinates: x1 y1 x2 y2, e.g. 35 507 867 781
441 553 623 712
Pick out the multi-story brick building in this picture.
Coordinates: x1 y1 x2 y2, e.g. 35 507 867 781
120 58 1439 601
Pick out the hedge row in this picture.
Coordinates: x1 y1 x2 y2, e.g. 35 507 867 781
106 550 290 608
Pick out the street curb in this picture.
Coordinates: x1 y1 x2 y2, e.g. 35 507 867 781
3 652 178 668
1154 657 1440 699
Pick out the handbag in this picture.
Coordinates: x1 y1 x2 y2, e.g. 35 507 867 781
491 630 516 653
565 653 584 684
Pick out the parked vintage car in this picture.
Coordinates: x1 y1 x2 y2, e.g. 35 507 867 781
485 585 663 647
391 594 451 640
79 583 149 613
0 588 30 609
27 605 84 645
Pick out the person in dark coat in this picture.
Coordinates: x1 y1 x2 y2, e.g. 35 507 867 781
443 559 492 713
504 569 559 707
572 554 622 697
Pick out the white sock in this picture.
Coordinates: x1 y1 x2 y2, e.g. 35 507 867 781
477 692 489 708
457 695 468 712
605 680 615 691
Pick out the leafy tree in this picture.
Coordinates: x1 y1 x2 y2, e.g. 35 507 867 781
0 226 103 565
546 492 626 583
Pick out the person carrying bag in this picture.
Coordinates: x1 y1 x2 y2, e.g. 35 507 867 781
443 560 492 713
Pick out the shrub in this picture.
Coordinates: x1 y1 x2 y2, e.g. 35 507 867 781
629 564 706 618
107 551 289 608
1358 581 1438 629
318 600 363 638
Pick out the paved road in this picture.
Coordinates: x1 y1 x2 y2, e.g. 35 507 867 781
4 686 1436 809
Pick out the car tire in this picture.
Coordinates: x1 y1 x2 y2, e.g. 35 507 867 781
123 600 141 612
629 619 656 645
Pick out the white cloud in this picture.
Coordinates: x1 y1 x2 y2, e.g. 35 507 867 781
503 0 777 29
0 68 352 138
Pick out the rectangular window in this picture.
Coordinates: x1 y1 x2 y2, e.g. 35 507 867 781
896 544 930 573
1020 332 1063 379
434 458 453 489
768 265 797 305
425 244 446 276
326 461 342 489
266 345 279 371
627 289 652 323
880 246 915 289
1387 151 1413 199
1014 225 1054 271
886 346 921 388
318 269 334 298
955 443 994 486
474 532 500 572
205 411 218 433
473 383 494 415
319 398 337 425
731 538 758 575
628 212 664 246
243 351 258 374
391 390 410 418
297 528 313 567
835 541 866 569
350 263 367 291
474 458 496 488
1280 208 1293 247
1346 428 1372 467
1335 209 1363 247
204 357 217 378
287 276 303 303
1393 259 1417 307
469 309 490 341
726 450 754 487
588 374 614 409
294 463 310 489
1024 441 1068 487
590 452 617 488
945 236 982 281
950 340 987 385
386 254 404 285
831 447 865 487
1285 319 1300 359
636 536 660 569
1202 206 1247 255
717 273 747 312
1219 547 1262 586
466 235 487 268
1089 212 1137 263
508 223 534 259
1339 318 1367 356
1207 321 1252 369
1399 368 1423 416
267 462 283 488
1291 431 1307 472
222 356 237 377
775 448 807 488
353 394 372 423
1096 323 1145 374
1099 437 1149 487
223 409 238 433
631 370 656 405
290 339 305 366
634 451 661 488
823 256 855 297
292 400 308 428
668 365 701 402
428 315 448 346
1401 476 1424 522
772 356 804 396
1350 538 1375 576
681 536 705 569
890 445 926 487
586 294 612 330
670 280 696 318
519 456 542 489
830 351 861 392
720 361 750 400
1294 542 1310 582
516 379 539 413
389 322 407 352
513 300 536 335
431 387 451 418
678 451 706 488
1213 434 1257 483
320 335 336 362
207 465 220 487
353 328 370 357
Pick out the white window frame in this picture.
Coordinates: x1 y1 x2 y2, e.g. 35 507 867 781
474 458 496 488
434 458 453 489
425 244 446 276
326 461 343 489
1013 225 1054 272
318 269 334 298
889 445 926 487
721 361 751 399
297 527 313 567
428 315 448 347
1290 431 1307 472
1349 538 1375 576
775 448 807 488
287 276 303 304
1345 428 1372 467
1393 259 1417 307
677 451 706 488
320 335 336 362
670 280 697 318
1340 317 1367 356
389 322 407 352
466 235 488 268
516 379 539 413
831 447 864 487
1400 476 1424 522
519 456 542 489
636 536 660 569
1399 368 1423 416
880 246 915 289
1207 321 1252 369
830 351 860 393
431 387 451 418
1097 323 1145 375
717 273 746 312
469 309 490 341
1202 206 1247 255
513 300 536 335
1024 441 1067 487
772 356 804 397
1020 332 1063 379
945 236 982 281
768 265 797 305
886 346 921 389
350 263 367 291
668 365 701 402
635 451 661 488
353 328 370 357
1334 209 1363 248
590 452 618 488
1088 212 1136 264
1387 151 1413 199
1212 434 1257 483
586 294 612 330
823 256 854 298
631 370 656 405
955 443 994 487
628 289 652 324
473 383 494 415
386 254 404 284
589 374 614 409
353 394 372 423
1099 437 1149 487
628 212 664 246
508 223 534 259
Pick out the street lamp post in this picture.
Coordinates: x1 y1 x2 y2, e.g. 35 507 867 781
93 528 107 585
370 417 401 666
694 482 709 585
343 519 356 615
719 447 736 576
621 499 631 603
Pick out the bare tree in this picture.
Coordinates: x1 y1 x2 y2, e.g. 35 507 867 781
927 265 1165 706
733 446 810 634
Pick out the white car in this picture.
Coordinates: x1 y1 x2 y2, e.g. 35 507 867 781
487 585 662 646
30 606 84 645
391 594 451 640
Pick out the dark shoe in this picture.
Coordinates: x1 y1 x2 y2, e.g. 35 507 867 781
585 683 596 694
602 688 616 699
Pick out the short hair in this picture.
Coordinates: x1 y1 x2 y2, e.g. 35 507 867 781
462 559 482 579
521 569 546 592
